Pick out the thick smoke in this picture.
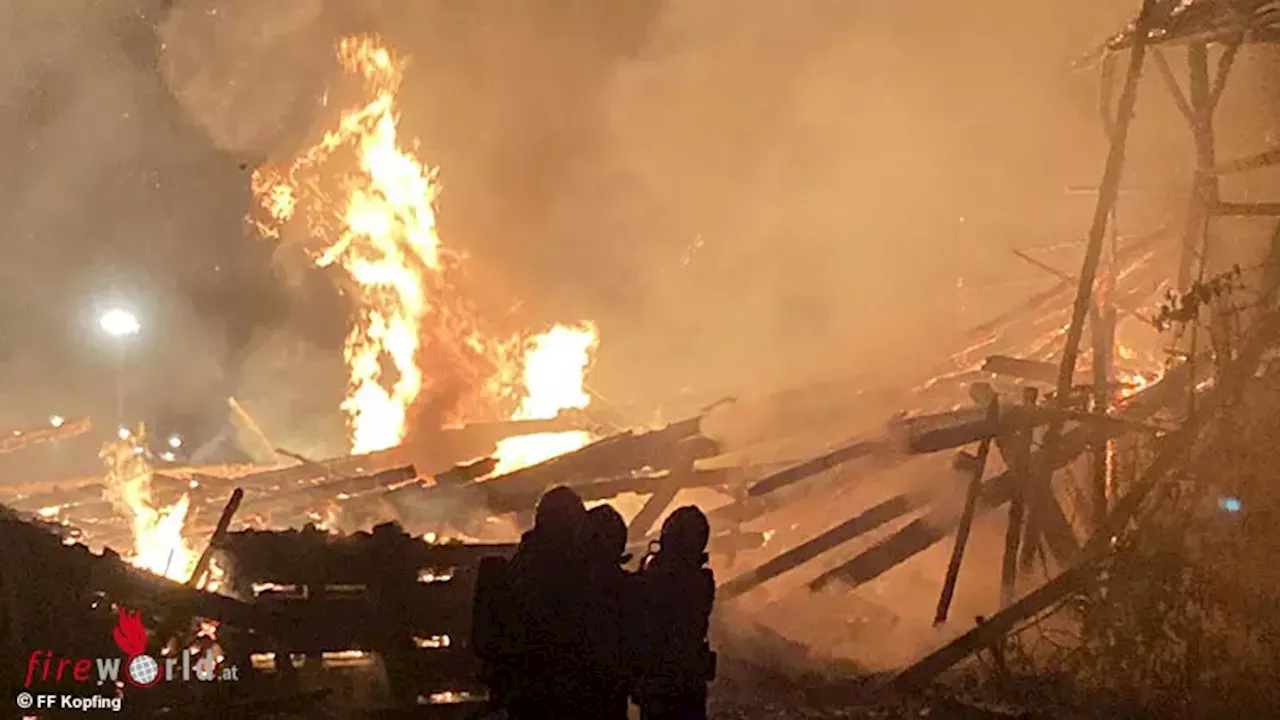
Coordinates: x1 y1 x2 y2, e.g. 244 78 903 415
0 0 299 476
3 0 1279 664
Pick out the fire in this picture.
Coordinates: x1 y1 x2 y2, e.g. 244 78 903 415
252 36 452 454
99 428 196 581
252 34 603 463
492 324 599 476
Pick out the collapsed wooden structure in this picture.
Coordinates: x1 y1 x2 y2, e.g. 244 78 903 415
3 1 1280 713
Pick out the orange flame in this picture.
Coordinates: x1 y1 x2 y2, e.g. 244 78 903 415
99 429 197 581
492 323 599 475
252 35 602 460
252 36 456 453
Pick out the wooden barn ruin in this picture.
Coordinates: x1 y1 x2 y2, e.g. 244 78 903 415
3 1 1280 716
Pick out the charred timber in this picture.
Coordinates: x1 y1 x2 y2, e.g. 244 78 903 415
0 417 91 455
474 416 711 501
433 414 589 446
897 404 1162 455
63 539 282 632
719 493 918 601
486 467 738 514
944 225 1170 367
934 398 999 625
707 450 901 530
1211 202 1280 216
747 440 889 497
234 466 417 518
1213 146 1280 174
893 304 1280 686
808 355 1197 595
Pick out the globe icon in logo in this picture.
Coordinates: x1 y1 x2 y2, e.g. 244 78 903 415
127 654 160 686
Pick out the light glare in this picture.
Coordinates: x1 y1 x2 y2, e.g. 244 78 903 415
99 308 141 338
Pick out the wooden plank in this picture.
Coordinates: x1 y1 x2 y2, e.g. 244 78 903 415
746 440 886 497
933 397 999 625
718 494 918 601
475 416 706 502
1212 202 1280 216
1000 388 1037 607
808 356 1195 596
1213 146 1280 175
1029 0 1155 568
0 417 91 455
892 297 1280 688
628 487 678 542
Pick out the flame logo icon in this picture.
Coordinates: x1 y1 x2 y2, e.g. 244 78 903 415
112 608 161 687
112 608 148 656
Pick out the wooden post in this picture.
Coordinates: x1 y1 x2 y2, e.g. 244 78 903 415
1090 246 1117 531
719 494 917 601
934 397 999 625
189 488 244 589
1178 41 1220 290
155 488 244 652
893 305 1280 689
627 444 698 542
1000 388 1037 607
1027 0 1155 567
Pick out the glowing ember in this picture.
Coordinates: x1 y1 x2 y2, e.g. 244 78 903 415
492 324 598 476
99 429 196 581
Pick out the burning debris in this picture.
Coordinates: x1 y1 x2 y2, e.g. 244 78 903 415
99 428 197 582
5 4 1280 717
490 322 600 476
250 35 601 474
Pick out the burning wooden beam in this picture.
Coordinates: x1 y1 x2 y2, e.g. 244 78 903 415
999 388 1038 607
805 357 1195 596
893 302 1280 687
746 440 889 498
718 493 918 601
473 416 712 504
933 397 999 625
894 402 1161 457
1212 145 1280 174
1211 202 1280 217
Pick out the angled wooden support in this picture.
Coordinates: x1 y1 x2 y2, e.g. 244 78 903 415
746 439 884 498
0 417 92 455
934 398 1000 625
1030 0 1153 567
1000 388 1038 607
628 485 679 543
719 494 918 601
156 488 244 652
1151 48 1195 125
809 513 950 594
627 433 713 542
1207 35 1242 111
1213 146 1280 175
1090 275 1118 533
190 487 244 590
1212 202 1280 217
1179 41 1220 289
893 305 1280 689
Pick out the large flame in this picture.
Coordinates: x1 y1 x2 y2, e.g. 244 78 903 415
253 36 458 453
100 428 196 581
492 323 599 475
252 34 603 469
